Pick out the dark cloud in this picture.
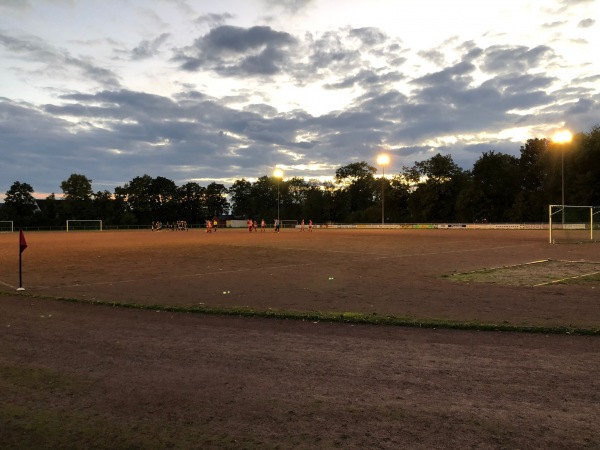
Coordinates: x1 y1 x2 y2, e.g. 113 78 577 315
348 27 388 47
0 30 120 88
481 45 554 74
130 33 170 60
174 25 297 76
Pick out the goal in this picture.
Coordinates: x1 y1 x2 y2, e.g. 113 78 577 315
549 205 599 244
281 219 298 229
0 221 14 233
66 220 103 232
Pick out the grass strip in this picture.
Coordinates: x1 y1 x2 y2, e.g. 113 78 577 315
2 291 598 336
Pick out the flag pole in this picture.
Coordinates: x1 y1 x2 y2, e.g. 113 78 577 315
18 229 27 291
18 249 24 290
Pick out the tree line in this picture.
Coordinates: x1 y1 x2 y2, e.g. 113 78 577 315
2 126 599 227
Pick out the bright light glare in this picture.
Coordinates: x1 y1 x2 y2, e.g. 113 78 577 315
552 130 573 144
377 154 390 166
273 168 284 178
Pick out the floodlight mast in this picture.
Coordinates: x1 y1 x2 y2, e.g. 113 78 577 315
551 130 572 224
377 154 390 225
273 168 284 225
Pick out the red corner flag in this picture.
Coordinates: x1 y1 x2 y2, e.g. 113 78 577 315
19 230 27 253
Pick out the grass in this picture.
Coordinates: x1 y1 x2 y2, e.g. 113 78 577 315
444 259 600 287
3 291 599 336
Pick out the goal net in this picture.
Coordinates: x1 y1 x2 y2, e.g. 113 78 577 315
549 205 599 244
66 220 103 232
0 221 14 233
281 219 298 228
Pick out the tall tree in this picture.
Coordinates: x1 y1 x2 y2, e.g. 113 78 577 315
115 175 154 224
229 179 253 217
60 174 93 201
406 153 468 222
568 126 600 206
466 151 520 222
334 161 377 221
60 174 94 219
176 182 206 224
512 138 552 222
2 181 38 224
205 182 230 218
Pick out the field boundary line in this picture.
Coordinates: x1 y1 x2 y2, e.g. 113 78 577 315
533 270 600 287
0 280 18 290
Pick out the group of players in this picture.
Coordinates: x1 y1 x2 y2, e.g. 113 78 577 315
151 218 314 233
245 218 313 233
151 220 188 231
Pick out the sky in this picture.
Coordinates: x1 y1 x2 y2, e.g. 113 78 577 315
1 0 599 200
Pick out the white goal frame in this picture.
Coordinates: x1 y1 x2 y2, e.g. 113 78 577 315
66 219 103 232
549 205 599 244
281 219 298 228
0 221 14 233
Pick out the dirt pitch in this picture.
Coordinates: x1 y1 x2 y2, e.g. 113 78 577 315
1 228 599 449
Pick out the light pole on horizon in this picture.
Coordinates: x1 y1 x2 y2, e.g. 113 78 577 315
273 168 284 227
376 154 390 226
551 130 572 224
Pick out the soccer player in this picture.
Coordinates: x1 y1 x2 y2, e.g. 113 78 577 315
300 219 305 232
261 219 266 232
247 218 253 233
308 219 313 232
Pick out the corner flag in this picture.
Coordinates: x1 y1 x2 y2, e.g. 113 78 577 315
20 230 28 253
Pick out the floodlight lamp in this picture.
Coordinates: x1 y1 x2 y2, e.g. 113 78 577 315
552 130 572 144
273 168 284 178
377 154 390 166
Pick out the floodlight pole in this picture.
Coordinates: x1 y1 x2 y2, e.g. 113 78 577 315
552 130 571 225
377 154 390 226
274 168 283 227
381 164 385 225
561 147 565 225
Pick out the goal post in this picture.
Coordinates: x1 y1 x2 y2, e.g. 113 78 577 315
66 220 103 232
0 221 14 233
549 205 599 244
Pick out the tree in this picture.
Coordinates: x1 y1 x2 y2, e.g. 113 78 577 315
148 176 178 221
176 182 206 224
60 174 93 201
406 154 468 222
568 126 600 206
334 161 378 221
205 182 229 218
229 179 253 217
115 175 154 224
512 138 552 222
465 151 520 222
60 174 94 220
2 181 38 224
37 193 61 226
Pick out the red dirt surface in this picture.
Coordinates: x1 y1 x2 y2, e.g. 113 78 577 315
1 229 599 448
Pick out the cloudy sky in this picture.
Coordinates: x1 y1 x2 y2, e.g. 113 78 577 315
1 0 598 199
